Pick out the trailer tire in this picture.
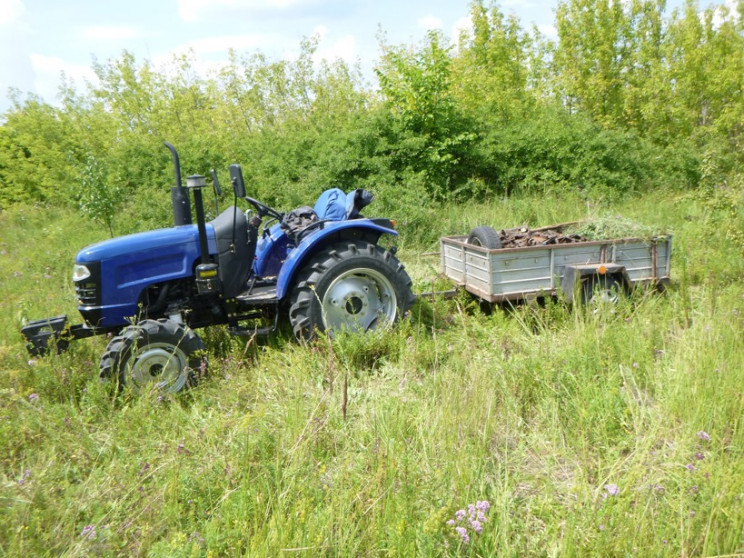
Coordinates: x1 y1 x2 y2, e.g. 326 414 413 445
467 226 502 249
582 275 623 305
99 319 207 393
289 240 414 341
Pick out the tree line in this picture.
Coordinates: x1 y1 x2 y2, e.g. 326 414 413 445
0 0 742 232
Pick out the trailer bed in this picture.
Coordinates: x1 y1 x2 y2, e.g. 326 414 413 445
440 224 672 302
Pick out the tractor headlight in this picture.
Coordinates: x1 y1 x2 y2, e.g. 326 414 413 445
73 264 91 282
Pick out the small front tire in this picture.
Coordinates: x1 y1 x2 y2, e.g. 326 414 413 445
99 319 207 393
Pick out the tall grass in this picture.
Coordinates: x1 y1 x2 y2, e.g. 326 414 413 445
1 189 742 556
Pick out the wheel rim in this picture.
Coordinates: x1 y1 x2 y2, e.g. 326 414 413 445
321 267 397 333
594 289 619 304
128 342 189 392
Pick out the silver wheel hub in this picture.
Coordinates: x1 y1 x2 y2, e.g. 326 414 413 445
129 342 188 392
595 289 619 304
322 268 397 333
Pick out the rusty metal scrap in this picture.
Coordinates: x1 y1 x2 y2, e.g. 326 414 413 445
497 227 587 248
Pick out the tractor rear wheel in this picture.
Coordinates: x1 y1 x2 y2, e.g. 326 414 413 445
99 319 206 393
289 240 414 340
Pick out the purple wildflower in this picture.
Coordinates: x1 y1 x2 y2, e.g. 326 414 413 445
599 524 605 531
476 500 491 512
470 519 484 533
695 452 705 460
697 431 710 441
28 393 39 402
690 485 699 493
686 463 696 472
477 511 487 523
81 525 97 540
605 484 619 496
654 484 665 494
455 526 469 543
446 519 455 526
455 509 466 521
18 469 31 486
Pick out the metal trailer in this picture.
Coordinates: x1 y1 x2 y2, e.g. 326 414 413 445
440 223 672 304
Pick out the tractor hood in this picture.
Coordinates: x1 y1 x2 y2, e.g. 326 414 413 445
73 224 219 328
76 224 215 263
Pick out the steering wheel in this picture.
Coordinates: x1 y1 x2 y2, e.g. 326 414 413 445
245 196 283 221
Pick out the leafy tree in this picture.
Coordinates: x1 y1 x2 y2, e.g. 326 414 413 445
77 154 121 236
452 0 536 122
0 96 75 207
376 31 476 198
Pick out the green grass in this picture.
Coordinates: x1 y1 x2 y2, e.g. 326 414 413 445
1 189 743 556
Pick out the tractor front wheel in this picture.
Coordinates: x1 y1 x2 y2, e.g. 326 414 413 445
289 241 414 340
99 319 206 393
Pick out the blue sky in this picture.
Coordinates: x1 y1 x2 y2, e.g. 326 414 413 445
0 0 561 113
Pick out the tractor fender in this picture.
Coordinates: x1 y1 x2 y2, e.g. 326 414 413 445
275 219 397 300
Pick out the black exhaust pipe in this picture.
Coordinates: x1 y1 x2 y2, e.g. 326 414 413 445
164 142 192 226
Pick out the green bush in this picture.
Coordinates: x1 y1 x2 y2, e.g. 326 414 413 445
474 109 700 198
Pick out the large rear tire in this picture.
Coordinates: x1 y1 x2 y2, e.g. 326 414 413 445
99 319 207 393
289 241 415 340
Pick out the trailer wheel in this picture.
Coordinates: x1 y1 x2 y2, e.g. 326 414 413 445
289 240 414 340
99 319 206 393
467 226 502 249
582 275 623 305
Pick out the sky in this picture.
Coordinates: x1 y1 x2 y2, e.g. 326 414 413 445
0 0 562 114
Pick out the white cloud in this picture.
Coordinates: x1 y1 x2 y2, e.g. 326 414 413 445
178 0 319 22
174 34 273 55
313 24 328 41
315 33 356 64
81 26 144 41
537 24 557 39
502 0 533 7
152 33 285 66
418 15 443 30
451 16 472 43
29 53 98 102
0 0 24 25
150 33 286 73
0 0 33 110
711 0 740 28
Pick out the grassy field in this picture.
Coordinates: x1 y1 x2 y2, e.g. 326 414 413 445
1 189 743 556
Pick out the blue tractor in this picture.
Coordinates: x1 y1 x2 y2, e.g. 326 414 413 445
22 143 415 392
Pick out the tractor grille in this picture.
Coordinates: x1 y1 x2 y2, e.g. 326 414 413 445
75 282 98 305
